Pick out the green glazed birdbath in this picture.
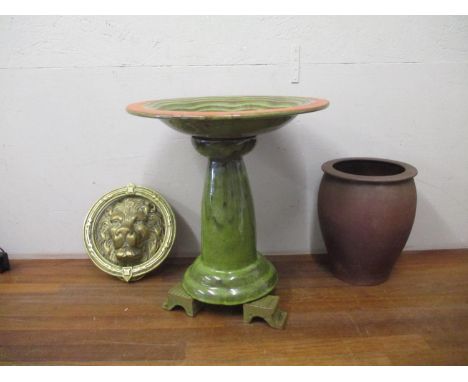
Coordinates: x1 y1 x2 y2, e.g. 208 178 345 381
127 96 329 311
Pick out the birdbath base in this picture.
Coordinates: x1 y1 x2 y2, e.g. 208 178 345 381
181 136 278 306
162 283 288 329
162 283 203 317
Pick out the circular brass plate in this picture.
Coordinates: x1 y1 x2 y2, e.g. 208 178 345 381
84 184 176 282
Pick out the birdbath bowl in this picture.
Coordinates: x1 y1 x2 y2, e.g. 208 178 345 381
127 96 329 306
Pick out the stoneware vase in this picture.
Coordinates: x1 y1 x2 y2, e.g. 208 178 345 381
318 157 418 285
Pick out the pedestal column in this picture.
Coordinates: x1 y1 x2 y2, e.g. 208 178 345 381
182 136 278 305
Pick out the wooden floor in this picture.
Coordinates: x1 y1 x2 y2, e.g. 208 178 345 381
1 249 468 365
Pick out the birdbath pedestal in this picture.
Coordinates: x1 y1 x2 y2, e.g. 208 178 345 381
127 96 329 329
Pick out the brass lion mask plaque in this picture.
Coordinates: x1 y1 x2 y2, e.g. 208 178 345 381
84 184 176 282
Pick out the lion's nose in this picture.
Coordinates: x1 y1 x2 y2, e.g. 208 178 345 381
114 226 134 248
116 227 130 237
116 222 135 236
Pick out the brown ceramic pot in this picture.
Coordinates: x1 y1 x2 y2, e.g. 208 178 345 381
318 158 418 285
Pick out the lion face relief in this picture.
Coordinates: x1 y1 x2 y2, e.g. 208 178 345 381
96 197 164 265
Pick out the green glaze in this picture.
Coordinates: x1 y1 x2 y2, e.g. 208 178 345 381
161 115 293 139
162 283 202 317
195 138 257 270
182 137 277 305
144 95 312 112
127 96 329 139
127 95 330 306
243 295 288 329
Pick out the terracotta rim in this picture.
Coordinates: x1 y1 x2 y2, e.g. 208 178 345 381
126 96 329 120
321 157 418 183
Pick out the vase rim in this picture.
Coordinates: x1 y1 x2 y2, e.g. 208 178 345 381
321 157 418 183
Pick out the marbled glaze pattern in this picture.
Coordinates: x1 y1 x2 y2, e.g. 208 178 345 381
127 96 329 138
144 96 316 112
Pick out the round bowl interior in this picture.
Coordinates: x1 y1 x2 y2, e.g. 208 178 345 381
333 159 405 177
322 158 418 183
127 96 329 138
128 96 328 117
148 96 313 112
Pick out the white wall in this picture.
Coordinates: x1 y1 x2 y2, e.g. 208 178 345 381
1 16 467 259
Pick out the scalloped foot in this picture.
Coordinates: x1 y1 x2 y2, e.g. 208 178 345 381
243 295 288 330
162 283 202 317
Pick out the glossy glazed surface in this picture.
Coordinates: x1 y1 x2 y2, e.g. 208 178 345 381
127 95 329 305
127 96 329 138
182 137 277 305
